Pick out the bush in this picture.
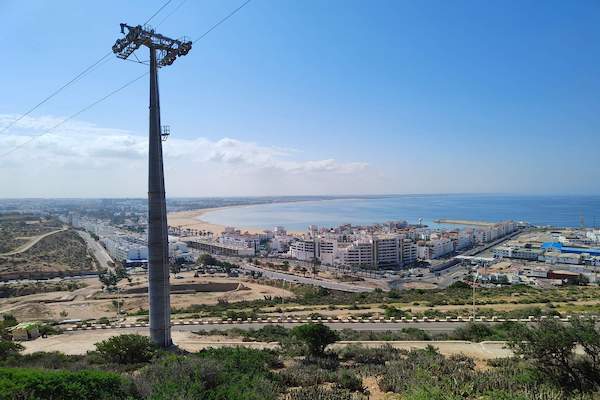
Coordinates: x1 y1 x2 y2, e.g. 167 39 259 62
0 351 86 370
509 318 600 392
384 306 409 319
0 367 135 399
286 386 368 400
335 369 364 392
94 334 157 364
278 364 337 387
291 323 338 357
136 348 282 400
134 355 223 398
0 340 23 359
338 344 402 365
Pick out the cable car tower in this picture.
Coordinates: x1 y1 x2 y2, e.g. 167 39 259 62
112 24 192 347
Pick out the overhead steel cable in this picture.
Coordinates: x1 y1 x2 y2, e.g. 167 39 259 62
0 72 148 158
1 0 253 158
155 0 188 28
0 51 113 135
143 0 173 26
193 0 251 43
0 0 174 136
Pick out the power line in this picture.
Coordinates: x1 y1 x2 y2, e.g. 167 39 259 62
1 0 253 158
155 0 188 28
193 0 251 43
0 72 148 158
0 51 113 135
0 0 174 136
143 0 173 26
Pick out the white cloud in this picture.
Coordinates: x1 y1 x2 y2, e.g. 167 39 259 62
0 114 372 197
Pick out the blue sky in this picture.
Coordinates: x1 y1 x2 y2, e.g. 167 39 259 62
1 0 599 197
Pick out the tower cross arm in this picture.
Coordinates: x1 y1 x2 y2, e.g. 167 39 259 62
112 23 192 66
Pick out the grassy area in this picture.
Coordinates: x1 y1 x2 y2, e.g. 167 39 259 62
126 281 600 321
189 322 529 343
0 230 95 278
0 214 62 254
0 281 86 298
1 319 599 399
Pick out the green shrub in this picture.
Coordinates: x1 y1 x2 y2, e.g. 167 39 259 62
0 367 135 400
335 369 364 392
338 344 402 365
286 386 368 400
134 355 222 398
291 323 338 357
94 334 156 364
137 348 282 400
0 351 85 370
278 364 337 387
0 340 23 359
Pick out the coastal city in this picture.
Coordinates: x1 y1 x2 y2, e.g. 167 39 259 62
2 197 599 294
2 1 600 399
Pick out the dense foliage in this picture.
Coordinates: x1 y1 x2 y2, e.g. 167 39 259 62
0 367 135 400
94 334 157 364
134 347 282 400
0 320 598 399
291 323 339 356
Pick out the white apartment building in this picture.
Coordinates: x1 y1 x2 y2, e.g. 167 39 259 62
101 237 148 262
187 239 255 257
400 239 418 266
219 233 260 251
341 240 374 269
289 239 316 261
493 246 542 261
417 238 454 260
373 236 400 268
454 232 473 251
586 230 600 243
274 226 287 236
543 251 582 265
473 221 517 244
316 239 337 265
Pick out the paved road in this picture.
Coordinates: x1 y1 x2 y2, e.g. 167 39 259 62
239 263 374 293
77 230 113 270
71 320 524 335
0 227 67 256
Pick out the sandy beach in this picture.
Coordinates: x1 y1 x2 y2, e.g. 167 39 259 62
167 206 266 235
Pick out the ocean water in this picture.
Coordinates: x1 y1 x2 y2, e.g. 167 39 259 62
200 194 600 231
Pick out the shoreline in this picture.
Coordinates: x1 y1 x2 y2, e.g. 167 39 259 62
168 205 267 235
167 198 352 235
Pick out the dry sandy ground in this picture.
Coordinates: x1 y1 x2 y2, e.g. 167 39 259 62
22 328 512 359
21 331 278 354
0 273 294 321
168 207 265 235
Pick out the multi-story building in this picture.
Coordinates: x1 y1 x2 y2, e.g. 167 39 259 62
289 239 316 261
219 233 260 252
493 246 542 261
543 251 582 265
373 236 400 268
400 239 418 265
417 238 454 260
340 240 374 269
100 236 148 262
186 239 255 257
316 239 337 265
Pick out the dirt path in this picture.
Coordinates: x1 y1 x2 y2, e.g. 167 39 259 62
22 329 512 359
0 227 67 256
